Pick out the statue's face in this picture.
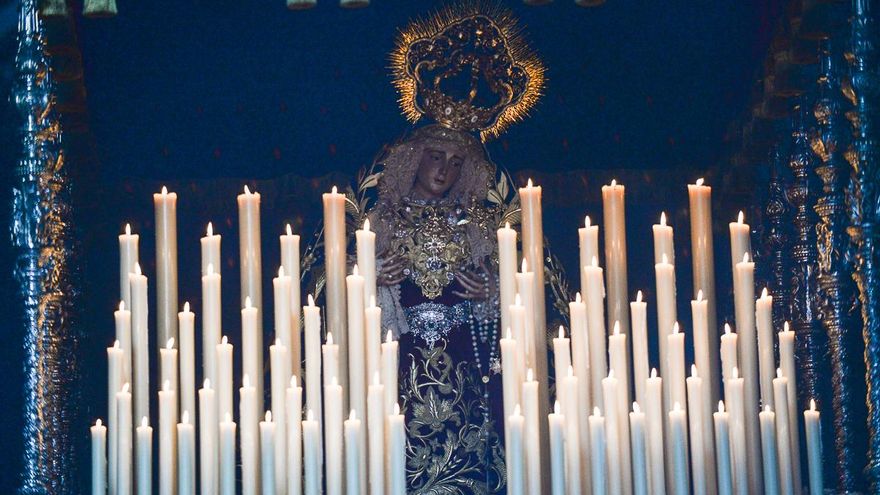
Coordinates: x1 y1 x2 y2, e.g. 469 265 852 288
410 142 466 200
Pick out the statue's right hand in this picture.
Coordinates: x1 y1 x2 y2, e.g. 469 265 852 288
377 250 408 286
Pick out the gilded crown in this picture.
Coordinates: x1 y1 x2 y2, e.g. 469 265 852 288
391 3 545 141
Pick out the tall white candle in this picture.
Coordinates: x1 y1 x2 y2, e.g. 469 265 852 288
220 413 236 495
117 385 133 495
280 224 302 380
516 260 537 369
107 342 122 495
201 221 221 276
153 186 178 347
669 402 688 495
497 222 518 341
241 374 261 495
367 373 385 495
631 291 648 407
779 322 803 495
365 298 382 393
129 264 149 426
119 223 139 309
114 301 132 393
523 369 542 495
720 323 738 385
688 179 718 389
304 295 323 424
713 402 733 495
655 252 677 416
584 257 607 411
691 290 717 426
579 214 600 297
773 370 795 495
602 371 623 495
270 338 289 495
507 405 526 495
323 186 348 400
653 211 675 265
601 179 630 336
91 419 107 495
569 292 592 489
261 411 277 495
345 410 362 495
756 288 775 409
159 338 178 415
388 403 407 495
302 410 321 495
274 266 293 377
325 377 344 495
178 303 195 433
686 366 713 495
287 376 304 495
238 185 264 345
241 296 263 421
134 415 150 495
645 369 666 495
608 323 632 495
553 326 572 379
549 401 566 495
158 379 177 495
346 266 368 491
199 379 218 495
667 322 688 493
177 411 195 495
759 406 780 495
510 294 529 383
804 400 823 495
589 407 607 495
323 332 340 390
381 330 399 416
203 263 222 393
727 368 748 495
734 253 762 495
217 336 234 422
356 219 377 308
629 403 648 495
561 370 585 495
728 211 751 277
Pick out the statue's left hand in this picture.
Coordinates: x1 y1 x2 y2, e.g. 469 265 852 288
452 259 494 301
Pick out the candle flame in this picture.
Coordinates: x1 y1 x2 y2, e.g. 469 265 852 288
504 221 511 230
515 293 522 305
554 400 561 415
363 218 371 232
121 383 130 394
133 262 142 276
737 210 744 224
275 337 282 347
764 405 771 413
591 255 598 268
163 379 171 392
527 178 533 187
182 410 190 424
307 409 314 421
286 223 292 236
673 401 682 412
673 322 680 334
204 378 212 389
784 321 790 332
633 402 641 414
558 326 565 339
349 409 357 421
161 185 168 195
331 185 338 194
352 264 359 277
585 215 591 227
183 301 190 312
394 403 401 415
718 401 726 413
732 367 739 380
245 296 252 309
691 364 698 378
265 410 272 423
207 263 215 276
697 289 703 302
225 412 232 423
506 327 513 340
610 179 617 187
125 223 131 235
575 292 582 303
651 368 657 379
593 406 601 417
113 339 120 349
724 323 732 334
369 295 376 308
696 178 704 186
308 294 315 306
326 332 334 345
514 404 522 416
521 258 529 273
374 371 381 386
386 329 393 343
291 374 299 387
166 338 175 350
660 211 667 226
221 335 228 345
810 398 817 411
613 320 620 335
141 416 149 428
636 290 643 303
95 418 103 427
527 368 534 382
608 369 615 379
777 368 783 379
118 300 126 311
207 222 213 236
661 253 669 265
568 366 574 378
761 287 769 298
278 265 285 278
244 185 251 194
742 252 750 263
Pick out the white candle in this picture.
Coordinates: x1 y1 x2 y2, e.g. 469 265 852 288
669 402 688 495
280 224 302 380
261 411 277 495
217 336 234 421
686 366 712 495
270 339 289 495
720 323 738 385
274 266 293 378
323 186 348 396
325 377 343 495
367 373 385 495
241 374 261 495
733 253 762 495
381 330 399 415
667 323 687 417
201 221 221 276
220 413 236 495
759 406 780 495
522 369 542 495
114 301 132 392
631 291 648 407
177 411 195 495
653 211 675 265
516 260 537 369
91 419 107 495
601 179 630 336
645 369 666 495
158 379 177 495
773 370 795 495
134 415 150 495
238 185 264 343
498 222 518 361
178 303 195 433
608 323 632 495
302 410 321 495
691 289 717 426
629 403 648 495
756 288 775 409
549 401 566 495
203 263 222 394
117 385 133 495
356 219 377 308
118 223 139 309
388 403 407 495
584 257 607 411
602 371 622 495
569 292 592 490
199 379 218 495
561 370 585 495
159 338 178 415
688 179 718 388
323 331 340 390
589 407 607 495
553 326 572 379
510 294 529 382
804 400 823 495
345 410 362 495
519 179 548 369
153 186 178 347
365 298 382 393
579 215 600 298
508 405 526 495
129 264 149 426
241 297 263 422
727 368 748 495
779 322 803 495
501 329 521 430
728 211 751 277
107 342 123 495
346 266 368 490
304 295 323 424
655 252 677 416
714 402 733 495
287 376 304 495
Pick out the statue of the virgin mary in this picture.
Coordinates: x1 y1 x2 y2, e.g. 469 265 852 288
347 4 544 493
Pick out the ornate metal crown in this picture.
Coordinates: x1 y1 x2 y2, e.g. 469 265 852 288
390 3 545 141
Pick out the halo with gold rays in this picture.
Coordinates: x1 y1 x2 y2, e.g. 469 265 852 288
389 1 546 141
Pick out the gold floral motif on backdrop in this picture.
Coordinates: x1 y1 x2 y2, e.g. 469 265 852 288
401 341 506 494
